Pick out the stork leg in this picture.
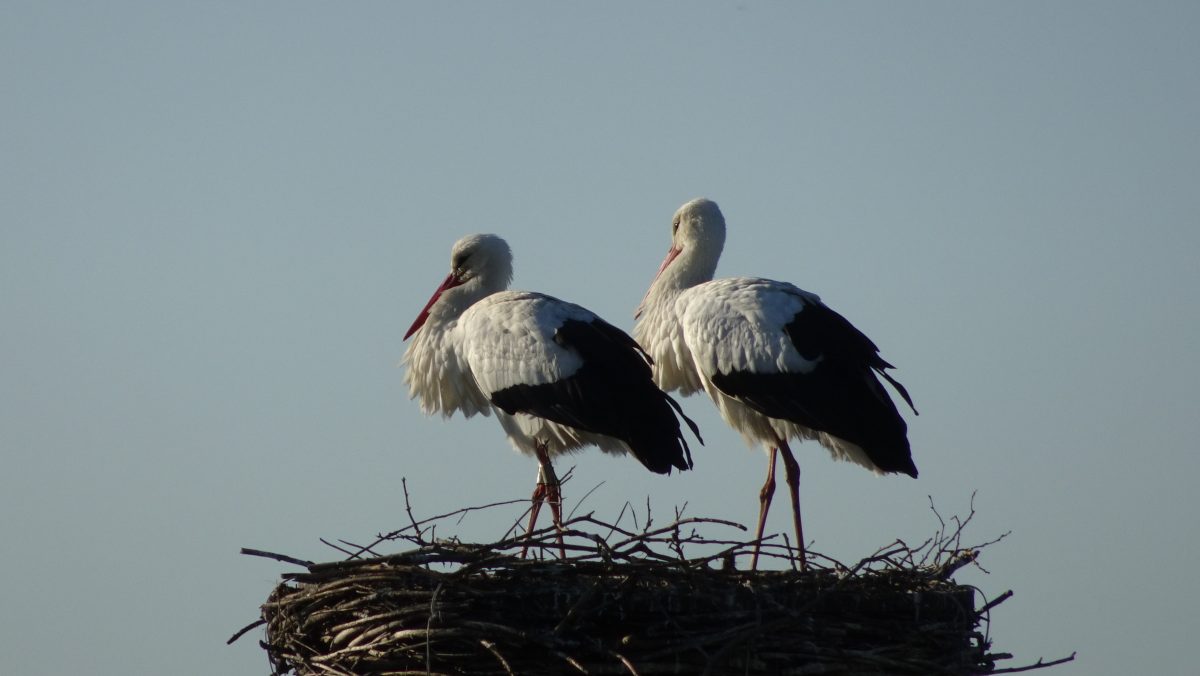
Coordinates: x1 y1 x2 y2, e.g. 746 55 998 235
777 439 807 571
750 446 779 570
522 441 566 559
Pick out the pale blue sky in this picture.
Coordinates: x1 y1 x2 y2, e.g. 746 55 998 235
2 2 1198 674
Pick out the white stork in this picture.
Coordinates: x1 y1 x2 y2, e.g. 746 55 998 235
403 234 698 551
634 199 917 569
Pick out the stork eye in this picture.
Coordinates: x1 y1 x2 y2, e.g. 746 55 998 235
672 218 680 234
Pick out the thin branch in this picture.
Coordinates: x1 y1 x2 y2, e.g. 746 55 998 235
239 548 313 567
226 619 266 645
402 477 422 538
979 590 1015 615
319 539 357 559
566 480 606 521
988 652 1077 674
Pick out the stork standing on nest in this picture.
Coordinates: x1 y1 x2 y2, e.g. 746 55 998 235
634 199 917 569
403 234 698 552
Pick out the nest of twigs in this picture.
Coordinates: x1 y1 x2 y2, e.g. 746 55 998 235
233 489 1072 676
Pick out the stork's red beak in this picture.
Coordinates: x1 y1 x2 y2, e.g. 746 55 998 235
404 272 463 340
653 245 682 279
635 245 682 318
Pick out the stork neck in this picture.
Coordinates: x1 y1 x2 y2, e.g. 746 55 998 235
658 246 718 293
427 278 497 329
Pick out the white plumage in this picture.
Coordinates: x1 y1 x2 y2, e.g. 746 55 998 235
403 234 696 550
635 199 917 569
680 279 824 380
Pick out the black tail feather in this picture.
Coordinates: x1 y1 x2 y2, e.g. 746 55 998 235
876 367 918 415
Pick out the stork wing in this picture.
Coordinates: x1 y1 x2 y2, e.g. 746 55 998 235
462 291 696 473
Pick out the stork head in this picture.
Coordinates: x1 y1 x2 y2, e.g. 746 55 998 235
636 198 726 317
446 233 514 291
404 233 513 340
667 198 725 271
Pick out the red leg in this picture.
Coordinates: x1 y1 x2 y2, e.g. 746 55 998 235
777 439 807 571
543 472 566 560
521 479 548 559
521 442 566 559
750 446 778 570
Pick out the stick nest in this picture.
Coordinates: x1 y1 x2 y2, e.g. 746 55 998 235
238 491 1071 675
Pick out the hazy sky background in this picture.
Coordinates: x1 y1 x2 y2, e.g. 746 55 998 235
3 2 1197 674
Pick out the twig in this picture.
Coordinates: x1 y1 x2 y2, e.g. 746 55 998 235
239 548 313 567
402 477 422 539
566 481 606 521
318 539 357 559
988 652 1077 673
226 619 266 645
479 639 516 676
979 590 1015 615
425 583 443 674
